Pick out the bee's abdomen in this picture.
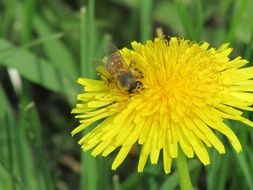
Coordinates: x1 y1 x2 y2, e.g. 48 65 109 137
117 72 134 88
106 54 125 75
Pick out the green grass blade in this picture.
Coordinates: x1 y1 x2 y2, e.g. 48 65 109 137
244 29 253 60
246 146 253 180
98 157 111 190
226 0 247 42
128 1 139 41
0 159 23 190
140 0 153 41
112 175 121 190
174 0 194 39
0 85 45 190
80 151 99 190
5 112 17 190
207 150 221 190
121 173 144 190
86 0 96 77
0 115 24 190
22 0 37 43
226 119 253 190
0 0 16 36
216 152 230 190
15 100 39 190
22 33 65 52
0 85 23 190
0 33 64 53
234 151 253 190
33 15 78 79
80 3 96 77
194 0 203 41
0 39 77 100
79 1 99 190
0 85 13 116
25 102 55 190
80 6 88 77
160 171 179 190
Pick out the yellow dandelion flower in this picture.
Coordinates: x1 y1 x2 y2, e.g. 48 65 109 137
72 37 253 174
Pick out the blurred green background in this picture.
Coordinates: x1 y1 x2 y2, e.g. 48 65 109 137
0 0 253 189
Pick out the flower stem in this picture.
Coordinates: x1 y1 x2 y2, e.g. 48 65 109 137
176 148 193 190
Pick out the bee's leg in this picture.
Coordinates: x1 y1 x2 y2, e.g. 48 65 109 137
104 77 114 89
129 60 136 68
129 61 144 79
133 68 144 79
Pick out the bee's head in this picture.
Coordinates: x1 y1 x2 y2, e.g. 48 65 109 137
128 81 143 94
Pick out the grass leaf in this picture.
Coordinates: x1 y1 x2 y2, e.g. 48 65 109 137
33 15 78 79
0 39 77 100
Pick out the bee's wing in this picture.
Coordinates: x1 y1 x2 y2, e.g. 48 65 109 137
92 59 104 68
92 59 111 80
104 41 119 56
104 41 129 68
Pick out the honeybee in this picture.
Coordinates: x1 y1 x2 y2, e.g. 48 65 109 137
98 42 143 94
